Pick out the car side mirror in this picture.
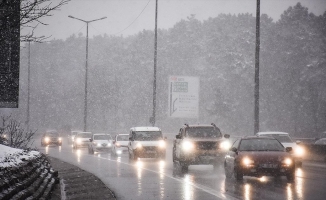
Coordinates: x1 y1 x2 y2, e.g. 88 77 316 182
176 135 181 139
231 147 237 152
286 147 293 152
129 137 133 141
89 139 93 142
224 134 230 139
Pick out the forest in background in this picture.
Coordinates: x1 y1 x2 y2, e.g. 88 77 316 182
9 3 326 137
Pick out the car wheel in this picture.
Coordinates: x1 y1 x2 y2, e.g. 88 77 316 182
286 170 295 181
172 148 176 162
224 162 232 178
234 168 243 180
180 162 189 172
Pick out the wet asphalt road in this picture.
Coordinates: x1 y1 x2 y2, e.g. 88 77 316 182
36 138 326 200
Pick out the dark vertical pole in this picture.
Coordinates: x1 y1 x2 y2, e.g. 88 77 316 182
254 0 260 134
84 23 89 132
27 41 31 130
152 0 158 127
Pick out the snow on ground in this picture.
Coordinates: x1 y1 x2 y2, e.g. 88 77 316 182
0 144 40 168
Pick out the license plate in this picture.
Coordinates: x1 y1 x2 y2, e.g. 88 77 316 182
260 164 278 168
146 150 156 154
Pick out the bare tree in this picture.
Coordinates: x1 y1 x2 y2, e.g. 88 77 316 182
0 116 36 149
0 0 70 42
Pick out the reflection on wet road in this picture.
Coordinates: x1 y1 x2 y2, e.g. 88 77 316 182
37 140 326 200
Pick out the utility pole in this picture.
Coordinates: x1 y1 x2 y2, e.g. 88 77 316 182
254 0 261 134
151 0 158 127
68 15 107 131
26 40 31 130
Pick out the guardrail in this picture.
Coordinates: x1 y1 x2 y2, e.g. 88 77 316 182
0 153 59 200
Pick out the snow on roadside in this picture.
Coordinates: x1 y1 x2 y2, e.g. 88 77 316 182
0 144 40 168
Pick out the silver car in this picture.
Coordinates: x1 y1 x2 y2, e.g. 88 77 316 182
112 134 129 156
88 133 113 154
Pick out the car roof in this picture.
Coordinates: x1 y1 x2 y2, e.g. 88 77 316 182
93 133 110 135
78 132 92 134
256 131 289 135
130 127 161 131
242 135 277 140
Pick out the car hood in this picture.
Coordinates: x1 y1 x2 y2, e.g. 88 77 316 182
135 140 164 146
238 151 292 162
281 142 297 148
76 138 91 142
184 137 223 142
116 141 129 146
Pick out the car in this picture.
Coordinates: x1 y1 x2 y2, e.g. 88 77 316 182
68 131 80 144
256 132 304 167
72 132 92 149
41 130 62 146
172 123 231 171
128 127 166 160
224 136 295 181
88 133 113 154
111 134 129 156
315 138 326 145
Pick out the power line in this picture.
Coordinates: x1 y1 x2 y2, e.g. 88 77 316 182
112 0 151 35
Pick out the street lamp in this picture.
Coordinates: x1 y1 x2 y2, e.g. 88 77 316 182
151 0 158 127
68 15 107 131
254 0 261 134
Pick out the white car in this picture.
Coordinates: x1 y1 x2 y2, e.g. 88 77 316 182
128 127 166 160
88 133 113 154
111 134 129 156
256 132 304 167
72 132 92 149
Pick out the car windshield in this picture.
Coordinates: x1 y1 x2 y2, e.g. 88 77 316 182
117 135 129 141
264 134 293 143
186 127 221 138
77 133 92 138
239 139 285 151
133 131 162 141
46 132 58 137
94 135 111 140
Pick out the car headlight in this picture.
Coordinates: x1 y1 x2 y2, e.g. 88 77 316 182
3 134 7 138
115 142 121 147
76 138 82 144
182 141 194 151
97 143 101 147
45 137 50 143
220 141 231 150
159 140 166 148
295 146 304 157
283 158 293 166
242 157 254 166
58 137 62 141
136 142 142 149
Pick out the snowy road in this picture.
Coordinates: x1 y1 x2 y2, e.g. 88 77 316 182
36 138 326 200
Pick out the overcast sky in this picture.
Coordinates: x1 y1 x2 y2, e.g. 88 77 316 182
23 0 326 40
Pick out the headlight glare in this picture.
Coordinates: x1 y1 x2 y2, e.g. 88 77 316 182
76 138 82 144
136 142 142 148
283 158 293 166
159 140 166 148
182 141 194 151
242 157 254 166
45 137 50 143
295 146 304 156
220 141 231 150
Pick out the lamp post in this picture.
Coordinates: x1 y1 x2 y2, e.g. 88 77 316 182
68 15 107 131
254 0 260 134
151 0 158 127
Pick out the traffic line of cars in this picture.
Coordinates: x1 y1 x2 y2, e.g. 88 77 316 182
41 124 316 182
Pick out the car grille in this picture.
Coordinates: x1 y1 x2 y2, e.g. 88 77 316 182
195 141 218 150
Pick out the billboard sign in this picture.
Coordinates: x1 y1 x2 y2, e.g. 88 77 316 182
0 0 20 108
168 76 199 118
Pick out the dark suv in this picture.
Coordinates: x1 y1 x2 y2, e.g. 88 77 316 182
173 123 230 171
41 130 62 146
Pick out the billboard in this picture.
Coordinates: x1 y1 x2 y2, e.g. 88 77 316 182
0 0 20 108
168 76 199 118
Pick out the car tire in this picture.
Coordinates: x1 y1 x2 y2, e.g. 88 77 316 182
180 162 188 172
224 162 232 178
172 148 176 162
286 170 295 181
234 168 243 180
